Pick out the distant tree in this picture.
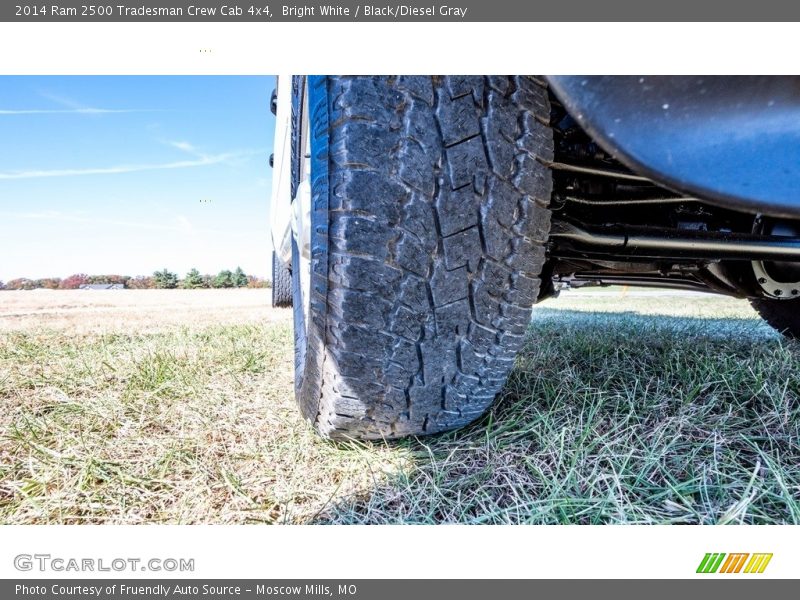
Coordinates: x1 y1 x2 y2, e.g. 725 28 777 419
36 278 62 290
202 274 214 288
127 275 154 289
233 266 248 288
0 280 5 290
86 274 128 285
108 274 129 286
153 269 179 289
212 269 234 288
7 278 35 290
246 275 269 288
183 268 204 289
60 274 88 289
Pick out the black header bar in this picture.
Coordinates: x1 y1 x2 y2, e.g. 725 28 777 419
4 0 800 22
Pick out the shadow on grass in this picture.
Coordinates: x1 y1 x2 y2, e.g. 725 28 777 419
313 309 800 525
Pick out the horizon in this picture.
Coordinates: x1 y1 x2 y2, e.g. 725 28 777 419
1 266 266 282
0 75 276 281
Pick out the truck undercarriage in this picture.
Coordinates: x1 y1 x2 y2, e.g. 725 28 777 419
545 87 800 302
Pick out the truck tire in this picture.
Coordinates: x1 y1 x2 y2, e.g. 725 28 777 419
750 298 800 338
293 75 553 439
271 251 292 307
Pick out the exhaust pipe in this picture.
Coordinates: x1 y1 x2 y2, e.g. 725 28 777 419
550 222 800 261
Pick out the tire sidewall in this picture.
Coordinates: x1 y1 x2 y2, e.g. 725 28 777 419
292 76 331 422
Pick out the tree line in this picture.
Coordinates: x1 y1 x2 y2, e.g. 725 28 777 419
0 267 271 290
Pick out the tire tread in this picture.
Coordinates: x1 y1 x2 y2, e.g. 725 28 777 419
271 252 293 308
303 76 553 439
750 298 800 338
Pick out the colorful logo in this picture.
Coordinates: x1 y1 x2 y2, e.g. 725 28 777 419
696 553 773 574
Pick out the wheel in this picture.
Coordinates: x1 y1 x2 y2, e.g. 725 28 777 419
749 220 800 338
291 76 554 439
750 298 800 338
271 251 292 307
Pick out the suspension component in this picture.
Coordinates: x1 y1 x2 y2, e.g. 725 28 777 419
550 221 800 261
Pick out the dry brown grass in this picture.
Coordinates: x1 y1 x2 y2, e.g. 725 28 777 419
0 289 287 333
1 289 798 524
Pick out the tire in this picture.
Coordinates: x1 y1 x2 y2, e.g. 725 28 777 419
750 298 800 338
294 76 554 439
271 251 292 307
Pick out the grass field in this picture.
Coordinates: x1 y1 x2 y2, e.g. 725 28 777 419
1 288 798 524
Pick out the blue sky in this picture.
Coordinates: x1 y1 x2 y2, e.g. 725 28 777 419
0 76 276 281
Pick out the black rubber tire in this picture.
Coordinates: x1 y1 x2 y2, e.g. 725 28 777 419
271 251 293 308
750 298 800 338
295 76 554 440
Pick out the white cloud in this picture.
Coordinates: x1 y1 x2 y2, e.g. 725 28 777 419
0 108 161 115
39 90 95 110
175 214 197 235
0 210 224 236
0 91 163 115
0 150 260 180
168 140 200 155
